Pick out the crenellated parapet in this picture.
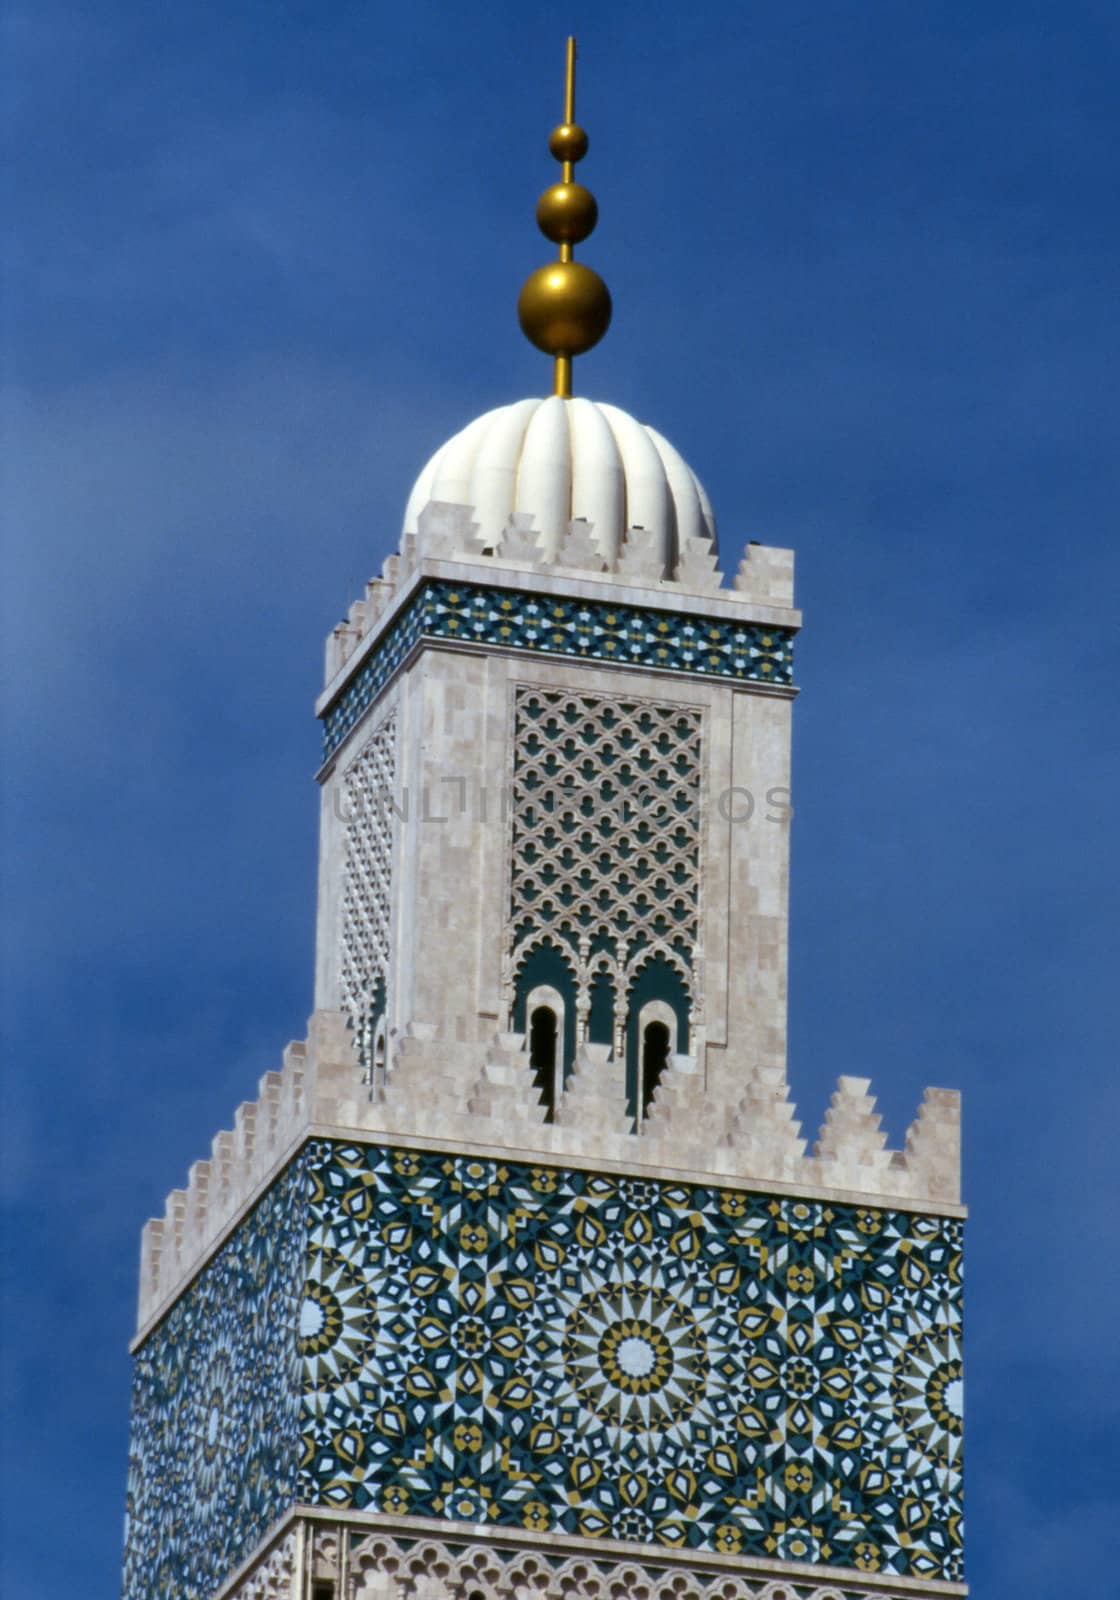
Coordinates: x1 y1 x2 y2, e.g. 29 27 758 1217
337 1017 958 1213
138 1010 961 1338
333 1020 960 1209
324 501 798 690
137 1047 303 1330
136 1013 347 1331
813 1076 961 1204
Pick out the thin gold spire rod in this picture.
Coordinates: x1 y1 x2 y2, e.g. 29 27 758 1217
558 36 577 257
517 36 611 399
563 34 576 127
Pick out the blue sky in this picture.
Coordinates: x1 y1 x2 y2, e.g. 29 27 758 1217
3 2 1117 1594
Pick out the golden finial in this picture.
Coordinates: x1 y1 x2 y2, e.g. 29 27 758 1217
517 37 612 399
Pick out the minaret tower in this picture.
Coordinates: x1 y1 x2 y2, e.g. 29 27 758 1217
124 42 965 1600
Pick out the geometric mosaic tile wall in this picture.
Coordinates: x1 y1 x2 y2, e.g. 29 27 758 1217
123 1151 308 1600
321 579 796 759
125 1140 962 1600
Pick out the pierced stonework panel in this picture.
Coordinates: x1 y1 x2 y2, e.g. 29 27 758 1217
346 1528 938 1600
227 1529 298 1600
506 686 703 1068
339 713 398 1077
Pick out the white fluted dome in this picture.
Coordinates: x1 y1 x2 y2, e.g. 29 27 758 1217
402 396 717 568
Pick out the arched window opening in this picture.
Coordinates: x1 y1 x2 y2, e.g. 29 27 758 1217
641 1020 671 1119
529 1005 559 1122
625 965 689 1129
513 952 576 1099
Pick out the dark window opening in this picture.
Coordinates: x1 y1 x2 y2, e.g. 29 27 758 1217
641 1020 671 1119
529 1005 558 1122
311 1583 335 1600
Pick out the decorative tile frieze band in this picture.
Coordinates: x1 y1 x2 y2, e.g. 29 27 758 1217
321 581 796 760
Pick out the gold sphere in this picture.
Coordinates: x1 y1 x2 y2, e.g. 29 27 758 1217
548 121 589 163
518 260 612 357
536 182 598 245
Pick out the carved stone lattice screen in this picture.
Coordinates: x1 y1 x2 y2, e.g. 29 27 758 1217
507 685 703 1048
339 712 397 1073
